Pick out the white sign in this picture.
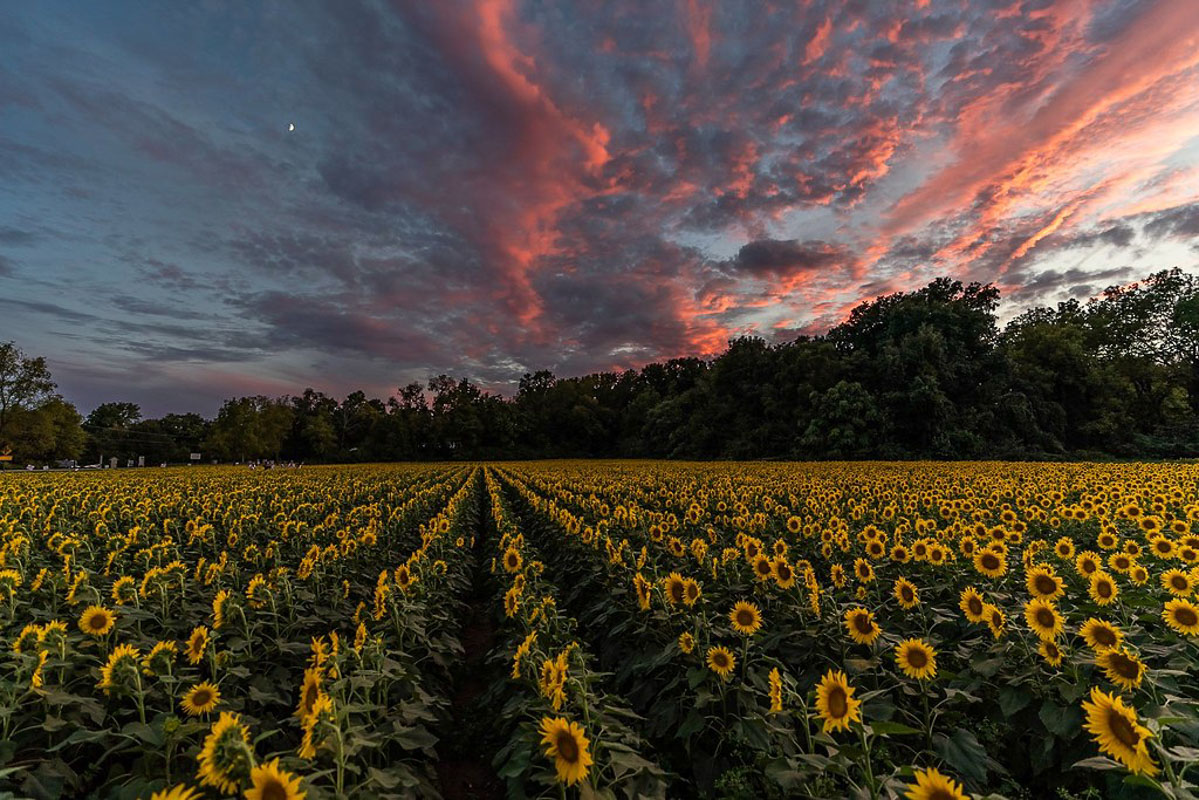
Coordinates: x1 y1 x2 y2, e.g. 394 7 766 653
190 453 202 461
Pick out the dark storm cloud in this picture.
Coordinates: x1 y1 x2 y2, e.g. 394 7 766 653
727 239 851 280
1 0 1196 414
1143 203 1199 240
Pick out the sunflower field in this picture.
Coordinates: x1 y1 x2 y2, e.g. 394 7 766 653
2 462 1199 799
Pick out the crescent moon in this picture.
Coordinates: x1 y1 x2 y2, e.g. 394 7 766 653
288 123 295 132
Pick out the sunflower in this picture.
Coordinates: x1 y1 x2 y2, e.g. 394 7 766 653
1054 537 1075 560
181 681 222 716
1088 571 1119 605
1038 639 1064 667
298 693 335 759
632 573 652 610
973 548 1006 578
296 667 323 718
891 543 911 563
212 589 230 629
502 546 523 573
959 587 986 623
663 572 686 605
244 758 306 800
683 578 702 605
844 607 881 645
79 605 116 637
1096 648 1145 692
678 631 695 654
831 563 847 588
853 558 875 583
31 649 48 690
707 646 736 680
768 667 783 713
893 577 920 609
186 626 209 665
1078 618 1123 652
1162 598 1199 636
1161 569 1193 597
1025 565 1064 601
815 669 861 733
1081 688 1159 775
196 711 253 793
1024 598 1063 641
1076 551 1101 576
984 604 1007 639
149 785 204 800
894 638 937 680
98 643 141 695
111 576 136 605
773 558 797 589
752 555 775 581
538 717 593 786
730 601 763 636
903 767 968 800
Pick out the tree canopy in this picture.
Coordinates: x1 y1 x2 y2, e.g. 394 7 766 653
6 268 1199 466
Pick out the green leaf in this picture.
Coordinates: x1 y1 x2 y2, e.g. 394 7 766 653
869 721 922 736
998 686 1031 717
933 728 989 785
1039 699 1081 739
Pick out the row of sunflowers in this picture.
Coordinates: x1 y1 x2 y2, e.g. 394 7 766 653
487 461 1199 799
1 466 481 799
3 461 1198 799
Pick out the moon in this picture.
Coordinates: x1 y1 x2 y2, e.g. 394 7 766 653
288 122 295 132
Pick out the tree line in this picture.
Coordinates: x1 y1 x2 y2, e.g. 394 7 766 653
3 268 1199 466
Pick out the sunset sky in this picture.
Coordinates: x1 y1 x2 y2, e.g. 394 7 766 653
2 0 1198 415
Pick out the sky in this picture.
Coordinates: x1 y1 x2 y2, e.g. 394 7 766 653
1 0 1198 417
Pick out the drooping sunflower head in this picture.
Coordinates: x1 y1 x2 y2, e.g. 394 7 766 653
903 766 968 800
244 758 306 800
538 717 593 786
894 638 937 681
729 601 763 636
1162 598 1199 636
181 681 222 717
79 605 116 637
1081 687 1158 776
149 785 205 800
706 646 736 680
196 711 253 794
843 607 881 645
768 666 783 713
815 668 861 733
98 643 141 695
634 573 652 610
142 640 178 676
1023 598 1063 641
296 667 324 719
